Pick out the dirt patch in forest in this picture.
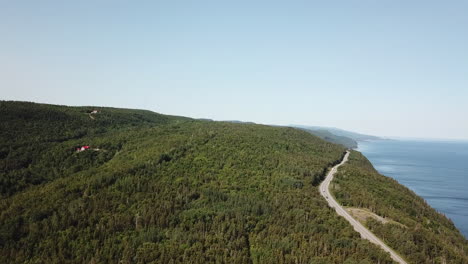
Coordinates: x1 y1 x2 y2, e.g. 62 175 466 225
346 207 406 228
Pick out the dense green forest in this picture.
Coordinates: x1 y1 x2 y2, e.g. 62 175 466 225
0 101 189 197
332 151 468 263
298 128 358 149
0 101 393 263
1 101 467 263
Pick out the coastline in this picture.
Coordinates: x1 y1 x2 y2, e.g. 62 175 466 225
355 139 468 239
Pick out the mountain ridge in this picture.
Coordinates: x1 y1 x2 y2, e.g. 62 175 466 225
291 125 380 142
1 101 467 263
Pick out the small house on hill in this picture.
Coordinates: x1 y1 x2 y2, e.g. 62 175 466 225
76 146 90 152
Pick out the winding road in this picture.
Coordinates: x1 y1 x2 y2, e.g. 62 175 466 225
319 151 408 264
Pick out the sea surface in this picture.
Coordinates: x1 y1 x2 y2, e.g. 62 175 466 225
357 139 468 238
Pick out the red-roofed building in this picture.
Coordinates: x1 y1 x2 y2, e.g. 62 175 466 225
76 146 91 152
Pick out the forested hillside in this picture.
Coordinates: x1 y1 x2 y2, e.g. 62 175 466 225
0 101 188 197
332 151 468 263
299 128 358 149
291 125 379 142
2 101 467 264
0 101 393 263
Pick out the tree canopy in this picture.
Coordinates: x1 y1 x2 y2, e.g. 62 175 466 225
1 101 467 263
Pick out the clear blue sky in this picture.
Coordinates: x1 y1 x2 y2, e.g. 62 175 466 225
1 1 467 139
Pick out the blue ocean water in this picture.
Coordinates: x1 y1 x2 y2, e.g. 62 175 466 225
357 139 468 238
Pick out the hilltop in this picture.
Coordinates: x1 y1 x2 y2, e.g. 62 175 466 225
0 101 467 263
292 125 380 141
298 128 358 149
223 121 361 149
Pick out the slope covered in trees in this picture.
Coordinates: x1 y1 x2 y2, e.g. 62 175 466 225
0 101 188 197
299 128 358 149
291 125 379 142
0 101 394 263
332 151 468 263
1 101 467 263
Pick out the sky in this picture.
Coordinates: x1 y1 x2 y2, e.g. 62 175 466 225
1 1 467 140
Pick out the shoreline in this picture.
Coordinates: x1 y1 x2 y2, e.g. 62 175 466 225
356 139 468 239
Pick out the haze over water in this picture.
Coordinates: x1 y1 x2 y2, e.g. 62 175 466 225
358 139 468 238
